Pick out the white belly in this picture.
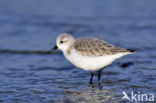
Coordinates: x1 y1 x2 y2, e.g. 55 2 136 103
64 49 128 71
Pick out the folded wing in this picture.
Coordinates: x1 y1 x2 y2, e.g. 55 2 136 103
74 38 131 56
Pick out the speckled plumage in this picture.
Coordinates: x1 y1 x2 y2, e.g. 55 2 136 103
74 37 130 56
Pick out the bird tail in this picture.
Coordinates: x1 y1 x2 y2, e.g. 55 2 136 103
126 49 136 54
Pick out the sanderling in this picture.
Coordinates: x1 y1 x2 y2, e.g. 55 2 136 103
49 33 135 84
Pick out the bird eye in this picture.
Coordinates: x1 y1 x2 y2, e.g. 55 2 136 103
60 41 64 44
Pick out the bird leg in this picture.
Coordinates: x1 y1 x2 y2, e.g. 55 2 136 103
98 69 102 81
90 72 94 84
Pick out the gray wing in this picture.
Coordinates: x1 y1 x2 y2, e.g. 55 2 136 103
74 38 130 56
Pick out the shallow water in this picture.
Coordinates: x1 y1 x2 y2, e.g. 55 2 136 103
0 0 156 103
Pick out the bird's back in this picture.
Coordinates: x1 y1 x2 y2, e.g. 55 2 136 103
73 37 132 57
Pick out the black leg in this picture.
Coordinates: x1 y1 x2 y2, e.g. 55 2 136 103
90 72 94 84
98 69 102 81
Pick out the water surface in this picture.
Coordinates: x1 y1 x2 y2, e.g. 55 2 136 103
0 0 156 103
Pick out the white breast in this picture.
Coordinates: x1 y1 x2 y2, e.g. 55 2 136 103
64 49 129 71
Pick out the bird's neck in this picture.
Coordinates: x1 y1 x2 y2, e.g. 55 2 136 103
64 42 75 56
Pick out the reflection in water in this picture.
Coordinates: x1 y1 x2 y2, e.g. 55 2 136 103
59 84 121 103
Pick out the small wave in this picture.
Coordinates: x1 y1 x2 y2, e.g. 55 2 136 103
0 49 61 55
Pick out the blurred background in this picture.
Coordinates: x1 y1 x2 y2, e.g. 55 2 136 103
0 0 156 103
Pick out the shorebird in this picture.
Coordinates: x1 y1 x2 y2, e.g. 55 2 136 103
48 33 135 84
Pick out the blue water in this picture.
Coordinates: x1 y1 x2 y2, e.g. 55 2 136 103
0 0 156 103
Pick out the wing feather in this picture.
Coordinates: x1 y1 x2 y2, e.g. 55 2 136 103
74 38 129 56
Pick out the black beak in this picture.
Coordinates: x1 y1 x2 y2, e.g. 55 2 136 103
48 45 58 54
